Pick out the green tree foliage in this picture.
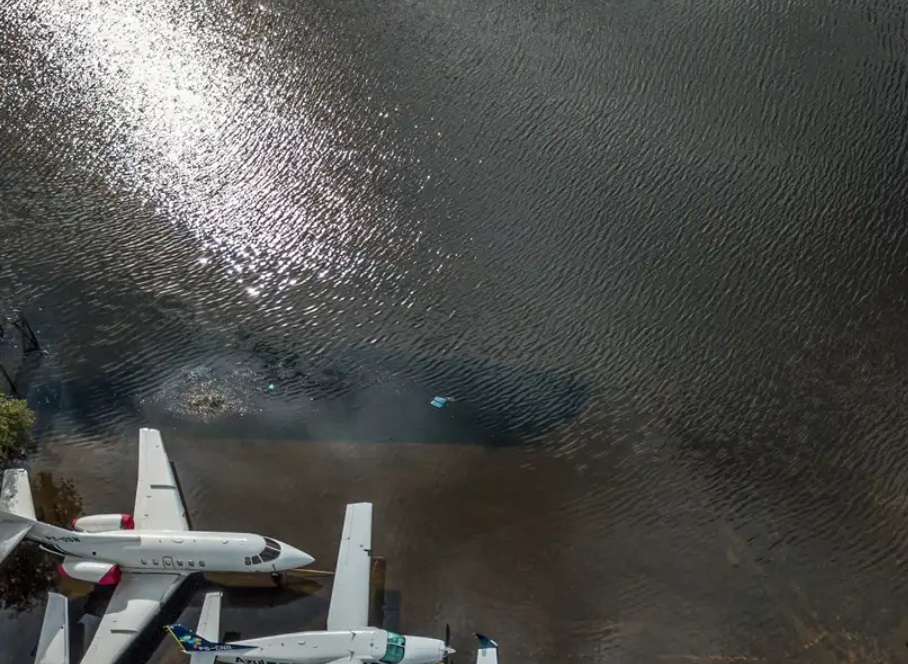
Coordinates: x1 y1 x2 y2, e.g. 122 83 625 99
0 398 35 463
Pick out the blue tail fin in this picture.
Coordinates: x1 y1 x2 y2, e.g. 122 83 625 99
166 624 252 653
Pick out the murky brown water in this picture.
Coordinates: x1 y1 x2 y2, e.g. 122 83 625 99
5 0 908 661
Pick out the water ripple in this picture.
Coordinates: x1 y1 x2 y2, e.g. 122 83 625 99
4 0 908 661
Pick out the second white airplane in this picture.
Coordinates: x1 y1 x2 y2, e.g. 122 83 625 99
166 502 457 664
0 427 314 664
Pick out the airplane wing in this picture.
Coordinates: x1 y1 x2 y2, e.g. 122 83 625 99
81 572 186 664
180 591 223 664
476 634 499 664
190 655 217 664
35 592 69 664
195 591 222 641
134 428 189 531
326 502 373 631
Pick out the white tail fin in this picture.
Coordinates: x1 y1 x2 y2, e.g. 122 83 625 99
36 592 69 664
0 469 36 521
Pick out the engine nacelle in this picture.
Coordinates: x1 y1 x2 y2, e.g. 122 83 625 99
71 514 135 533
58 559 121 585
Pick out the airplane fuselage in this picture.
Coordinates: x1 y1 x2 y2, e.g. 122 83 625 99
210 629 449 664
29 524 312 575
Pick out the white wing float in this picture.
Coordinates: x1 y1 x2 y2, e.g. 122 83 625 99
80 428 192 664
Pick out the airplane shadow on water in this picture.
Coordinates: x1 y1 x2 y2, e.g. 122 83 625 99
22 322 589 447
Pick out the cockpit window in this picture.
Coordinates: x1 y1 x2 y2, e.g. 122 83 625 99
259 537 282 562
380 632 406 664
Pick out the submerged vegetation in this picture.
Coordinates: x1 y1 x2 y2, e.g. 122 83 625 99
0 398 35 464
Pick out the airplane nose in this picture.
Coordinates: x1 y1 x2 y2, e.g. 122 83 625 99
444 647 455 656
287 546 314 568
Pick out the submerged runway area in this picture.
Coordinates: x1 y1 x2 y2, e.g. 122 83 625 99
4 0 908 661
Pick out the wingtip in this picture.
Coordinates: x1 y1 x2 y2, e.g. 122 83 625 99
44 591 67 615
475 634 498 649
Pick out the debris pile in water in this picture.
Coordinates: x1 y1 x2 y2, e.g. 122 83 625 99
145 363 260 421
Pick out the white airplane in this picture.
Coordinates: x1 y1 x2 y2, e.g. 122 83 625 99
165 502 457 664
0 428 315 664
30 591 498 664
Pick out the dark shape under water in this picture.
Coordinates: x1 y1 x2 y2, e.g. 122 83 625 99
28 323 588 446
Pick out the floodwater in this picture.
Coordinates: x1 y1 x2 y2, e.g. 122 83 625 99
3 0 908 661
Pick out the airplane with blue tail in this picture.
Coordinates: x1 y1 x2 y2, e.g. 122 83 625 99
166 624 254 653
166 502 498 664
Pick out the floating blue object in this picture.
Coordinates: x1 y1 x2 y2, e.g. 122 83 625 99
267 384 276 391
430 396 448 408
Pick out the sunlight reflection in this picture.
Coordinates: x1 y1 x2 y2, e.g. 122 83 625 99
15 0 407 299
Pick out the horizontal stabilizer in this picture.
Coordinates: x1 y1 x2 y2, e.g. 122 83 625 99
0 521 31 564
476 634 499 664
0 469 36 521
0 468 36 565
36 592 69 664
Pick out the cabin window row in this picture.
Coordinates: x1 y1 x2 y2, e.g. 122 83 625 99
140 559 206 567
